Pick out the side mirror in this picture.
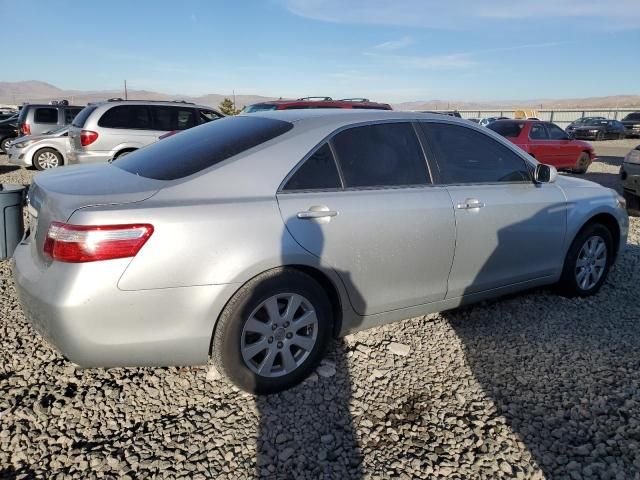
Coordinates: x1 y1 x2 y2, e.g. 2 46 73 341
534 163 558 183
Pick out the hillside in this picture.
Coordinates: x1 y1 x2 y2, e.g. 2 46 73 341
1 81 639 110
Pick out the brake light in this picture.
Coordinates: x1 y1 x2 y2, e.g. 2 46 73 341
44 222 153 263
80 130 99 146
21 123 31 135
159 130 178 140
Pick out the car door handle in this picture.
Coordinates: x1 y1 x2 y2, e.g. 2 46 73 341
297 209 338 219
456 198 485 210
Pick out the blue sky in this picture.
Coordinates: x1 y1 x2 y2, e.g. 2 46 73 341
2 0 639 103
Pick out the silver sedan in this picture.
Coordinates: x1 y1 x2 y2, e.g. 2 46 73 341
6 126 70 170
12 110 629 393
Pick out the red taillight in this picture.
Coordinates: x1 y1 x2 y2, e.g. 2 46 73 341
44 222 154 263
21 123 31 135
80 130 99 146
159 130 178 140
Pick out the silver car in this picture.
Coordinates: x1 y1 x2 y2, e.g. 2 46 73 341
12 110 629 394
67 100 224 164
6 126 70 170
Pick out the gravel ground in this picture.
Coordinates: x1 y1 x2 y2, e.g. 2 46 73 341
1 148 639 479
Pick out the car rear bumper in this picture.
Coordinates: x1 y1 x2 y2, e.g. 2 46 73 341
67 150 111 165
621 162 640 210
12 240 238 367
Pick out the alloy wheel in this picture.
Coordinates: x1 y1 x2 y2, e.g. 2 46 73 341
37 151 60 169
240 293 318 378
575 235 607 290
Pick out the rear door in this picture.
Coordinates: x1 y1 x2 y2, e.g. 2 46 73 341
420 122 566 298
277 122 456 316
97 105 155 152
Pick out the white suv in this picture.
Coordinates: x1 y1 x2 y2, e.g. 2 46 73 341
67 99 224 164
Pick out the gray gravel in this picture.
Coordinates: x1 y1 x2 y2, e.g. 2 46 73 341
1 149 640 479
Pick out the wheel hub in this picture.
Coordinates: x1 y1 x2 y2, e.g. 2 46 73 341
274 327 286 342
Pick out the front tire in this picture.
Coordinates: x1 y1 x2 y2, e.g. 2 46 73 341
557 223 614 297
573 152 591 174
33 148 63 170
212 268 333 394
596 131 605 141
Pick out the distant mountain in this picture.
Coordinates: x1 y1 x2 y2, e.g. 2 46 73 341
1 81 639 111
0 81 277 109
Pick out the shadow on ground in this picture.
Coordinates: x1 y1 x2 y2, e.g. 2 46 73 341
446 243 640 478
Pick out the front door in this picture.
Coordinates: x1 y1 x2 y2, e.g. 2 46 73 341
277 122 456 316
419 121 567 298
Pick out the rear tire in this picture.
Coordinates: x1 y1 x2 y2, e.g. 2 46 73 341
33 148 63 170
618 133 626 140
573 152 591 174
557 223 614 297
212 268 333 394
0 137 12 153
596 131 605 141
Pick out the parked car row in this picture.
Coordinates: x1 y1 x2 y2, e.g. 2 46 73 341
4 99 224 169
12 109 629 393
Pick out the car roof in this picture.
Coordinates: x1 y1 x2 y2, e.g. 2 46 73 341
89 100 216 110
249 98 391 109
22 103 83 108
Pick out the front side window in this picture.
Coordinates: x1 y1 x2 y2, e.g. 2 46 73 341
529 123 548 140
99 105 152 129
331 123 429 188
421 123 531 184
546 123 568 140
34 108 58 124
283 143 341 191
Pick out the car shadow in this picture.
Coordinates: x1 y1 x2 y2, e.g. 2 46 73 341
444 206 639 478
252 217 364 478
0 164 20 174
565 156 623 191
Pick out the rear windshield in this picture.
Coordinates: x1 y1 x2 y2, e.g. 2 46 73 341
243 104 278 113
72 105 98 127
115 116 293 180
487 121 524 138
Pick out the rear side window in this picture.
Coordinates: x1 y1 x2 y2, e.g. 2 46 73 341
529 124 548 140
34 108 58 124
487 121 524 138
115 116 293 180
283 143 341 191
332 123 429 188
72 105 98 127
422 123 531 184
99 105 152 129
64 108 81 124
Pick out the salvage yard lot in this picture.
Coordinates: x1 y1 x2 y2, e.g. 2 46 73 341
1 142 639 479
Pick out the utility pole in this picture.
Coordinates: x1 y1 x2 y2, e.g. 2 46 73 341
124 80 128 100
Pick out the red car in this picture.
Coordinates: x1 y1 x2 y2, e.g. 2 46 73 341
488 120 595 173
243 97 392 113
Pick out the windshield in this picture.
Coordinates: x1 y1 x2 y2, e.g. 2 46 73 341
623 113 640 121
243 104 278 113
584 119 608 126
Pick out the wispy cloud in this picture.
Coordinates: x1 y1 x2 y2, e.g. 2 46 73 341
374 36 414 51
366 52 476 70
280 0 640 29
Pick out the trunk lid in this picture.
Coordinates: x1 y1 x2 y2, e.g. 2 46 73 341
27 164 165 265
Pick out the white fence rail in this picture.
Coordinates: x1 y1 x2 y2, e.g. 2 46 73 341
436 109 639 129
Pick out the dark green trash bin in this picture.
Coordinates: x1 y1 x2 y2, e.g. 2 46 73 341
1 184 26 260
